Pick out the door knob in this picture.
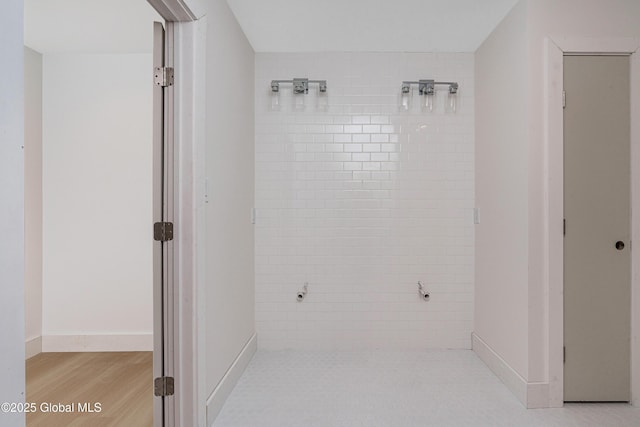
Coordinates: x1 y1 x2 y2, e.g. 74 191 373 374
615 241 625 250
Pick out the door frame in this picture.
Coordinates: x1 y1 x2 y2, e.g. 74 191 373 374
147 0 203 426
544 36 640 407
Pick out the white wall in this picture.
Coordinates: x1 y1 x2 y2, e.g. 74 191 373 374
0 0 26 423
42 54 153 350
24 0 162 54
474 0 529 379
203 0 255 416
474 0 640 408
24 46 43 358
255 53 474 350
526 0 640 384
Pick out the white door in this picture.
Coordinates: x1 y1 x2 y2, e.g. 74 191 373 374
153 21 175 426
563 55 631 402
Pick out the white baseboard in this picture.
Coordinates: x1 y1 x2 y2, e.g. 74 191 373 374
527 381 551 409
41 334 153 352
472 332 550 408
206 333 257 427
26 336 42 359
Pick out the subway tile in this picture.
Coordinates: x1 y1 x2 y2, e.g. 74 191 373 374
352 171 372 181
352 115 371 124
344 125 363 134
324 143 344 152
362 162 381 171
332 153 352 162
352 134 370 143
333 134 352 143
371 153 389 162
371 134 389 143
344 144 362 153
256 52 474 351
343 162 363 171
324 125 344 133
362 125 381 133
352 153 371 162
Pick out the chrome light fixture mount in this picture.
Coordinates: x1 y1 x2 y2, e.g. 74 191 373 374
402 79 458 95
293 78 308 94
401 79 459 112
271 78 328 94
402 80 459 96
418 79 435 96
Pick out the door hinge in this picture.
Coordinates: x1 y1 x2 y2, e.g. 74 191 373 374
154 66 174 87
154 222 174 242
563 346 566 363
563 218 566 236
154 376 175 397
562 90 566 108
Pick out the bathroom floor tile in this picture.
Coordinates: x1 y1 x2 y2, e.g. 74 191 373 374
213 350 640 427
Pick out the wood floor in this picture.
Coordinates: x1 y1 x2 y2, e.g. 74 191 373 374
26 352 153 427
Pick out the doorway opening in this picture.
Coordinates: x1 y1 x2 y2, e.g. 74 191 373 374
563 54 631 402
544 36 640 408
24 1 162 425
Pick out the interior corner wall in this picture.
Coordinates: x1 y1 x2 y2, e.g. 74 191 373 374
24 46 43 358
42 53 153 350
474 0 529 380
0 0 26 420
203 0 255 420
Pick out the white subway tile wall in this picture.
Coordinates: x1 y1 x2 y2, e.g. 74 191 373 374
255 53 474 350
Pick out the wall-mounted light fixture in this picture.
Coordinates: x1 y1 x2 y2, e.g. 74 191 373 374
400 80 458 112
271 78 327 112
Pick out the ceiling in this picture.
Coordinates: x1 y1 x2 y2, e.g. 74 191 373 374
24 0 521 54
24 0 162 54
226 0 521 52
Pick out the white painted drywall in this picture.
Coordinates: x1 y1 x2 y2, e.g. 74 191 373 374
474 0 529 380
255 52 474 350
203 0 256 401
526 0 640 384
24 46 43 357
42 54 153 347
24 0 162 54
475 0 640 407
0 0 26 422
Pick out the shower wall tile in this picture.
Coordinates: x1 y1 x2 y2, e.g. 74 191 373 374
255 53 474 350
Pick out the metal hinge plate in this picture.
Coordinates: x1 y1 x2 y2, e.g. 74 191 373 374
154 67 174 87
562 90 566 108
154 222 174 242
154 376 175 397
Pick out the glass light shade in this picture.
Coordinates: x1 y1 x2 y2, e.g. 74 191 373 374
399 89 412 111
270 90 281 111
446 92 457 113
293 92 305 111
316 87 329 111
422 93 434 112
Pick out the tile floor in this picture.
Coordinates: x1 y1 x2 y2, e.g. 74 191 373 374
213 350 640 427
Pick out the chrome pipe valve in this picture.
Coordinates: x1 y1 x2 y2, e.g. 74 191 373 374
418 281 430 301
